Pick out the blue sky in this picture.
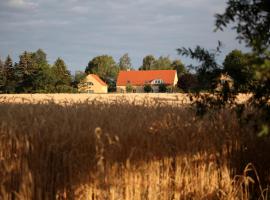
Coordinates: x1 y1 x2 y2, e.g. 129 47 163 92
0 0 248 73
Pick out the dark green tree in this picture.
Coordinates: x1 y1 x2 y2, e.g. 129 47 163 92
0 57 4 92
223 50 255 91
51 58 73 92
158 83 167 93
73 71 86 89
144 84 152 93
3 55 16 93
85 55 118 80
171 59 186 78
177 43 223 90
140 55 155 70
119 53 132 70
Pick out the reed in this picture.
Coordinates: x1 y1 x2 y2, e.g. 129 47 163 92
0 99 269 199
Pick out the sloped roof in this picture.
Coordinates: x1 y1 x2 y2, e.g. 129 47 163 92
89 74 107 86
116 70 177 86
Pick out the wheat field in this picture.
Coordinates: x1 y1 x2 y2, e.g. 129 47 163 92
0 94 268 200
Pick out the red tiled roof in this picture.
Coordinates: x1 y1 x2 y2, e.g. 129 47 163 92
116 70 177 86
90 74 107 86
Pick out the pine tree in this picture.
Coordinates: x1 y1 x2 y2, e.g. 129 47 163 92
3 55 15 93
51 58 72 92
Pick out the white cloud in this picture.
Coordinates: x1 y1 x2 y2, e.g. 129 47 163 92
7 0 38 9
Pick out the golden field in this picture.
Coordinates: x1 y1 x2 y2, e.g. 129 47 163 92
0 93 268 200
0 93 252 105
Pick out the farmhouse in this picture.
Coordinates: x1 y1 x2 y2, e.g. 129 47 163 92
78 74 108 93
116 70 178 93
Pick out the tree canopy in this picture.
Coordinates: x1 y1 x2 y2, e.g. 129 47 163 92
215 0 270 53
119 53 132 70
85 55 119 80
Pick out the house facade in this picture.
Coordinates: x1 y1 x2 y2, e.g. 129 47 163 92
215 73 234 92
78 74 108 93
116 70 178 93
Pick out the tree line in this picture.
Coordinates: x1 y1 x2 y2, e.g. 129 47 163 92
0 48 256 94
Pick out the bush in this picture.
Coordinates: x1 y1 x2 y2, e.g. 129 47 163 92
126 84 133 93
158 83 167 93
144 84 152 93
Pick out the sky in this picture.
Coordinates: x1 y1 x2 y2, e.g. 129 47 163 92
0 0 248 73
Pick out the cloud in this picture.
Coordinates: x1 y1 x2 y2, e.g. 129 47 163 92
7 0 38 9
0 0 247 72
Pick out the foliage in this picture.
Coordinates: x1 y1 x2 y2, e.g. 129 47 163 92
1 55 16 93
177 42 223 90
73 71 87 89
152 56 172 70
140 55 155 70
158 83 167 93
215 0 270 53
119 53 132 70
143 84 152 93
85 55 119 80
171 59 186 78
223 50 255 91
178 73 199 92
215 0 270 134
51 58 73 93
126 83 133 93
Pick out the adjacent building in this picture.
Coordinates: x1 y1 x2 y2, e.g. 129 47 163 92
78 74 108 93
116 70 178 93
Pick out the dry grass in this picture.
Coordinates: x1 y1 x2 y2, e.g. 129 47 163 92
0 93 252 105
0 95 268 200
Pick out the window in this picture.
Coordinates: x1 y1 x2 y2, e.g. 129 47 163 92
153 79 163 84
87 82 94 86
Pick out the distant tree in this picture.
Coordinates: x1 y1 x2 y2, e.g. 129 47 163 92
85 55 119 80
73 71 86 89
178 73 199 92
171 59 186 78
223 50 255 91
3 55 16 93
51 58 73 92
140 55 155 70
0 58 4 92
119 53 132 70
15 51 52 93
152 56 172 70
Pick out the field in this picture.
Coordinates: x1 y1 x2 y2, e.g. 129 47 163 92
0 93 269 200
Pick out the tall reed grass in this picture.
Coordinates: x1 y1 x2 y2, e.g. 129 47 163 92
0 99 269 199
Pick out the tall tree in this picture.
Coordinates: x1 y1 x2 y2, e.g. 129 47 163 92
152 56 172 70
3 55 16 93
140 55 155 70
119 53 132 70
171 59 186 78
0 57 4 92
51 58 72 92
223 50 254 91
177 43 223 90
215 0 270 106
85 55 118 80
215 0 270 53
